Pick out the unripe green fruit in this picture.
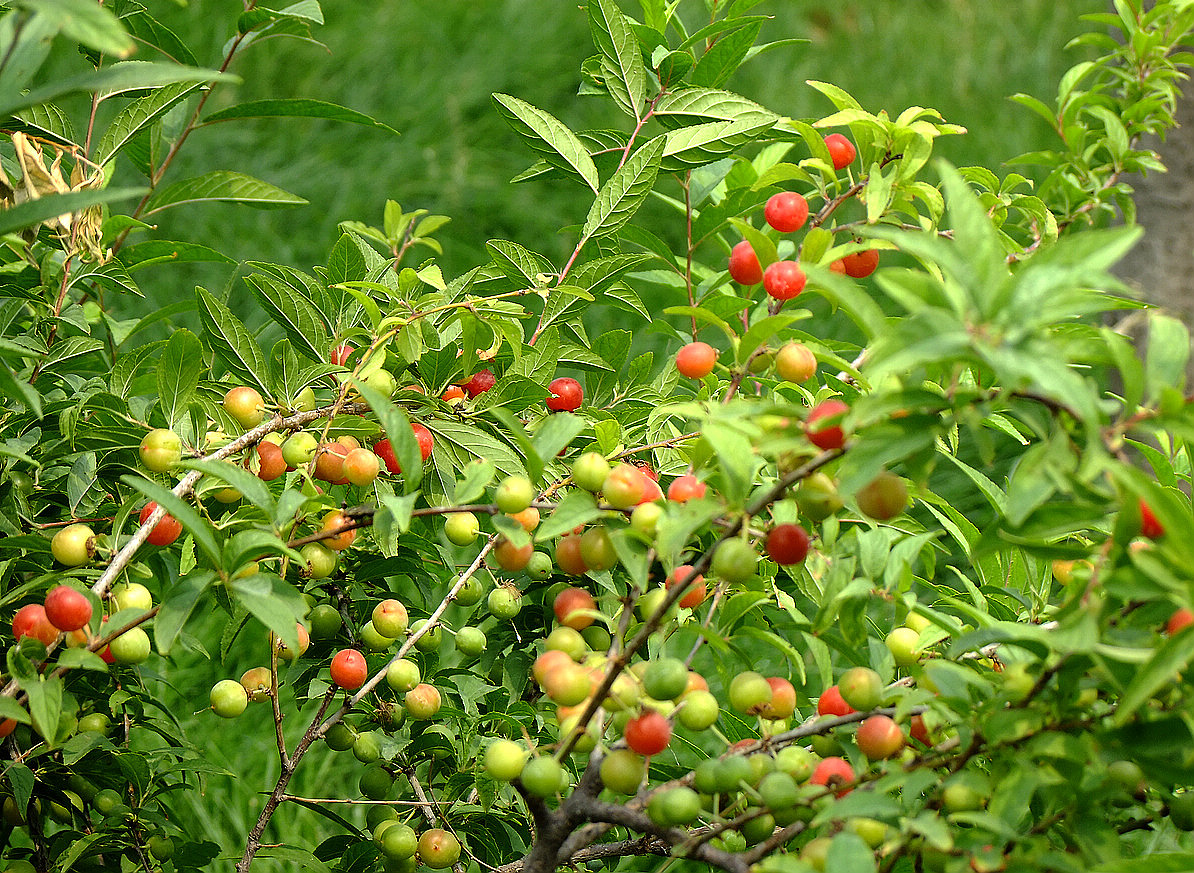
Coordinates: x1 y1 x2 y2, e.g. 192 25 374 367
147 834 175 861
693 758 722 795
572 452 611 492
368 804 399 832
635 588 668 621
445 511 480 546
774 745 816 782
294 386 317 412
140 427 182 472
846 817 889 848
579 526 617 571
630 502 663 537
352 730 382 763
582 624 611 652
796 472 843 521
485 739 529 782
600 749 646 795
308 603 343 639
545 626 587 661
78 712 111 735
713 756 753 794
677 689 719 730
360 620 397 651
110 581 153 611
51 523 97 566
856 471 908 520
648 787 701 827
495 475 535 514
455 575 485 607
728 671 772 714
410 619 443 652
1170 792 1194 831
758 771 799 810
455 626 487 657
360 763 394 800
92 788 122 816
741 810 776 844
642 657 689 702
838 666 884 711
300 542 337 580
712 538 758 583
521 756 565 797
282 431 319 467
885 626 922 667
380 823 418 860
941 781 986 813
488 586 522 620
386 659 421 692
210 679 248 718
364 368 397 398
417 828 461 869
109 627 152 664
324 722 357 751
526 550 554 581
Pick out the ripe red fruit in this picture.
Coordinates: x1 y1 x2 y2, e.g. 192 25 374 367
624 710 672 756
806 399 849 450
665 564 707 609
764 191 810 233
313 441 349 482
856 715 905 760
909 714 931 746
555 534 589 576
816 684 855 717
330 649 368 690
766 524 811 565
256 441 287 481
139 502 183 547
675 342 717 379
603 463 648 509
330 344 355 366
463 369 497 397
824 134 856 170
547 377 583 412
441 385 466 404
841 249 879 278
728 240 764 285
1140 499 1164 539
763 260 807 300
374 424 434 474
667 474 707 503
1167 608 1194 635
760 677 797 719
321 510 357 552
13 603 59 644
43 586 93 632
810 756 854 795
554 587 597 631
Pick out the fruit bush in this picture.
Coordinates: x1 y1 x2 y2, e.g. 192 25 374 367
3 1 1194 872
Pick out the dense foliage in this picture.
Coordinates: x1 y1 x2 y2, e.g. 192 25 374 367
2 2 1194 873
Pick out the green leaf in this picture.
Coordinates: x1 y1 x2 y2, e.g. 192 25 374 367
201 98 399 135
122 474 223 567
653 88 776 128
144 171 307 215
0 61 238 118
183 458 277 517
23 676 63 744
155 570 215 656
17 0 135 57
453 459 495 506
535 491 602 541
582 136 664 240
492 94 599 193
228 572 307 655
0 187 146 236
531 412 585 468
246 273 329 362
1114 625 1194 726
196 287 269 395
120 240 235 270
352 378 422 493
156 329 202 429
1145 314 1189 402
93 81 204 165
690 18 765 89
660 117 775 170
589 0 646 117
0 360 42 417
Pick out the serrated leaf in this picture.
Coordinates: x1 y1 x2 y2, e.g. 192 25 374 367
201 98 399 135
123 474 223 567
660 117 774 170
653 87 776 128
94 81 203 164
582 136 664 239
228 572 307 655
589 0 646 117
246 273 329 362
492 94 599 193
157 328 202 428
690 19 764 89
144 171 307 215
196 287 269 394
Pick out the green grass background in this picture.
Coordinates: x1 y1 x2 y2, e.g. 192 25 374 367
100 0 1108 865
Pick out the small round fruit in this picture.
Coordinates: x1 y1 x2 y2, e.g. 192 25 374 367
1170 791 1194 831
885 626 922 667
603 463 648 509
643 657 689 702
492 538 533 573
546 377 583 412
572 452 612 493
360 621 396 652
51 523 96 566
353 730 382 763
712 538 757 583
775 342 817 383
330 343 355 366
488 585 523 619
386 659 421 692
809 756 854 795
856 715 905 760
676 342 717 379
147 834 175 861
600 748 646 794
140 428 182 472
256 441 287 481
442 384 466 404
579 526 617 572
455 575 485 607
13 603 58 644
806 399 849 450
330 649 368 690
631 502 663 537
224 386 266 429
841 249 879 278
271 623 310 662
1140 498 1164 539
856 471 908 520
463 368 497 398
1167 608 1194 635
44 585 92 632
110 581 152 612
541 662 592 706
816 684 855 717
760 677 797 719
411 619 443 652
282 431 319 467
240 666 272 701
342 448 381 486
824 133 856 170
665 564 706 609
418 829 462 869
109 627 151 664
139 501 183 547
649 786 701 827
325 722 357 751
526 550 553 581
320 509 357 552
759 771 800 810
445 511 480 546
553 586 596 630
677 689 719 730
545 626 587 661
763 260 806 300
838 666 883 711
775 746 816 781
667 474 707 503
766 524 811 565
765 191 810 233
485 739 528 782
624 710 671 756
455 626 487 657
729 671 773 715
380 823 418 860
364 368 397 398
78 712 111 735
728 240 764 285
521 756 566 797
405 683 442 719
308 604 343 639
372 599 409 638
496 475 535 514
210 679 248 718
301 543 338 580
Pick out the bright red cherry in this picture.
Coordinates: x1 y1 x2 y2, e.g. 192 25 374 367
816 684 855 717
728 240 764 285
667 474 707 503
675 342 717 379
547 377 583 412
624 710 672 756
1140 499 1164 539
806 400 849 450
139 502 183 547
1167 608 1194 635
44 586 93 632
841 249 879 278
764 192 809 233
463 369 497 397
766 524 811 565
810 756 854 796
374 424 434 474
330 649 368 690
330 344 355 366
14 603 59 644
763 260 806 301
824 134 856 170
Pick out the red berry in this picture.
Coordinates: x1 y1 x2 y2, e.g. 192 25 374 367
44 586 93 632
762 260 806 301
330 344 355 366
675 342 717 379
766 523 811 565
809 755 854 795
909 714 931 746
1139 498 1164 539
256 441 287 481
553 587 597 631
841 249 879 278
806 399 849 450
463 369 497 398
547 377 583 412
139 502 183 547
374 424 434 475
728 240 764 285
816 684 855 717
764 192 809 233
1167 608 1194 635
856 715 905 760
13 603 59 644
824 134 856 170
442 385 466 404
667 474 707 503
624 710 671 756
665 564 707 609
330 649 368 690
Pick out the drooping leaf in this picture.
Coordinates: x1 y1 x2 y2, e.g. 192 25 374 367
144 171 307 214
492 94 599 193
201 98 399 135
